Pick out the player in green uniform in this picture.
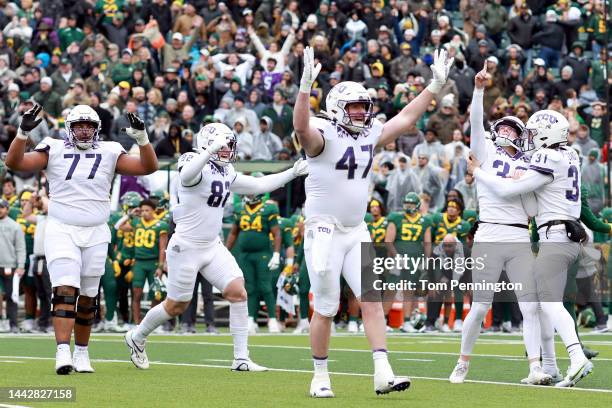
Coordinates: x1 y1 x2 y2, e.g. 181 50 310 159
272 214 296 327
124 199 168 324
386 193 432 333
292 214 311 334
226 193 282 333
430 199 471 331
600 208 612 331
149 189 172 224
15 190 37 332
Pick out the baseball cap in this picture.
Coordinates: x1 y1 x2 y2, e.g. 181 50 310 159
379 25 389 32
533 58 546 67
135 18 145 25
118 81 131 89
486 56 499 65
478 39 488 47
122 48 133 56
400 43 411 50
172 32 184 41
60 57 70 65
371 62 384 73
242 8 253 16
8 83 19 92
41 76 53 86
0 199 9 208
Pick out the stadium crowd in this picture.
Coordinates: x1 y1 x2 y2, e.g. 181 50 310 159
0 0 611 334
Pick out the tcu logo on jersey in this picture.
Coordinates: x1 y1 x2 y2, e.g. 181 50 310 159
317 226 332 234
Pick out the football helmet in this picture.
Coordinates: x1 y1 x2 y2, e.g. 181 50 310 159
121 191 143 212
410 310 427 331
150 277 167 302
599 207 612 223
490 116 525 151
243 172 264 205
282 273 299 295
403 192 421 214
195 123 237 166
525 110 569 150
149 190 169 209
65 105 101 150
326 81 374 133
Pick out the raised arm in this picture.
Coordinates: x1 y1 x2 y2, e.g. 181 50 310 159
280 31 295 56
231 159 308 195
115 113 158 176
178 131 229 186
248 28 267 60
470 62 489 162
378 49 454 146
5 105 49 172
293 46 324 157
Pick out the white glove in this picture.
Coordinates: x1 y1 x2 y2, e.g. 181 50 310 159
122 112 149 146
205 132 229 154
291 158 309 177
268 252 281 270
299 46 321 94
426 48 454 95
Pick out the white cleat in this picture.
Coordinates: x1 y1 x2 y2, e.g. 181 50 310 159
374 370 411 395
91 321 105 333
453 319 463 332
555 358 593 388
125 330 149 369
268 318 281 333
520 366 552 385
73 348 95 373
231 358 268 372
20 319 35 333
0 319 10 333
347 321 358 333
449 360 469 383
441 324 451 333
400 321 417 333
55 347 73 375
293 318 310 334
607 315 612 331
310 373 335 398
358 322 365 332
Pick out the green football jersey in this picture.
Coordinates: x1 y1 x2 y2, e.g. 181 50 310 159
387 212 431 243
16 214 36 257
430 212 470 243
462 209 479 227
132 217 169 260
235 202 279 252
365 213 389 243
276 217 295 249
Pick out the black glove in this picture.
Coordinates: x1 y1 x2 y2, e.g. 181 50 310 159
20 104 43 132
126 112 145 131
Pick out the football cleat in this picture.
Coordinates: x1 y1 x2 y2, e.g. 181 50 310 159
453 319 463 332
310 373 335 398
55 347 73 375
555 358 593 387
449 360 469 383
268 318 281 333
125 330 149 369
374 371 411 395
91 321 105 333
441 324 451 333
400 321 417 333
73 348 95 373
347 321 358 333
231 358 268 372
520 366 552 385
293 318 310 334
20 319 35 333
582 346 599 360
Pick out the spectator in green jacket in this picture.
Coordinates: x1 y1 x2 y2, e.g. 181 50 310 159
261 89 294 139
111 49 135 84
32 76 62 118
58 14 84 51
481 0 508 47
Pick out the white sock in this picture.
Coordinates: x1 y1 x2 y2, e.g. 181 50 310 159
133 303 172 343
538 305 558 374
74 345 88 353
373 349 391 373
518 302 541 360
300 318 308 325
540 302 585 364
460 302 489 356
313 356 328 375
230 301 249 360
57 343 70 353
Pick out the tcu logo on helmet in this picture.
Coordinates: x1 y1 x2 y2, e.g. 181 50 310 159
337 85 347 94
533 113 558 126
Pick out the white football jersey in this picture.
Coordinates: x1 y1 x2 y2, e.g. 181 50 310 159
35 137 125 227
172 152 236 244
304 117 383 227
529 146 581 225
477 139 531 225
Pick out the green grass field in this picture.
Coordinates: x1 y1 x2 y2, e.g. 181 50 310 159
1 331 611 408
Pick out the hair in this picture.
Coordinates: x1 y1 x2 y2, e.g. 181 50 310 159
139 199 156 209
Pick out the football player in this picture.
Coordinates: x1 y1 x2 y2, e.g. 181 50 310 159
470 109 593 387
226 193 282 333
294 46 453 397
291 214 311 334
125 123 308 371
450 64 550 385
5 105 157 374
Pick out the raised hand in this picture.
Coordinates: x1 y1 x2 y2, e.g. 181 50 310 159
299 46 322 93
426 48 455 94
474 61 490 90
19 104 44 132
122 112 149 146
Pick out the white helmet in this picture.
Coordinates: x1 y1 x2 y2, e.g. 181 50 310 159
195 123 237 167
490 116 525 151
525 110 569 150
325 81 374 133
65 105 101 150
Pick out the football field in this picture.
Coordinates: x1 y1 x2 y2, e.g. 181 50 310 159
1 331 611 408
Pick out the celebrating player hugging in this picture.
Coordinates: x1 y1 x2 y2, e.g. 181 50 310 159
5 105 158 375
294 46 453 397
124 122 308 372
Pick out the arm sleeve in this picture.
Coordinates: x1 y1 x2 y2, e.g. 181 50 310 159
280 32 295 56
249 32 268 59
231 169 295 195
469 88 488 162
178 151 212 186
473 167 551 197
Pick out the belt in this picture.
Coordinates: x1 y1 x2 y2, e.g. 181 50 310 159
537 220 566 231
480 221 529 229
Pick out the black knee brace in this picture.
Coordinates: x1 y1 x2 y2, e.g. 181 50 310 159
76 296 98 326
51 286 79 319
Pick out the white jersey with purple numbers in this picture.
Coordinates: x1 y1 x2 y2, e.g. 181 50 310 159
35 137 125 227
478 139 531 225
172 152 236 244
304 117 383 227
528 146 581 225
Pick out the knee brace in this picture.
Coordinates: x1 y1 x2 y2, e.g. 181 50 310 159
51 286 79 319
76 296 98 326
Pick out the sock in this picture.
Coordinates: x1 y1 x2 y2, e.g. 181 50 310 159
313 356 328 374
372 349 391 373
57 343 70 353
460 302 489 356
230 301 249 360
133 303 171 343
348 316 358 322
538 305 558 374
518 302 541 360
529 360 541 371
75 345 88 353
541 302 585 364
